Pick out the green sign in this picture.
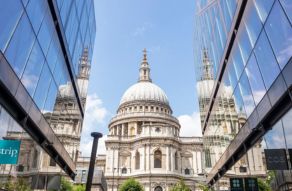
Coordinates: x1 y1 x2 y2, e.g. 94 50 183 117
0 140 21 164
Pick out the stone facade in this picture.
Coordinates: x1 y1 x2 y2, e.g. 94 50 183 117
103 50 205 191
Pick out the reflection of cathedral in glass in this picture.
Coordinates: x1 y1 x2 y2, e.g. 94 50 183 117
0 48 90 189
197 49 266 190
45 48 90 164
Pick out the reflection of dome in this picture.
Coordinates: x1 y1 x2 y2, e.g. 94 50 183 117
120 81 169 106
58 83 74 97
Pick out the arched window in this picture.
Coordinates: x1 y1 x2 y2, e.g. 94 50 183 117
154 149 162 168
185 168 190 175
135 151 140 169
154 186 163 191
121 167 127 174
174 152 178 170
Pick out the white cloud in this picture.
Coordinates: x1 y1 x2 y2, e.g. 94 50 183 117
80 94 108 156
132 22 153 36
133 26 146 36
178 112 202 137
82 94 107 134
80 135 107 157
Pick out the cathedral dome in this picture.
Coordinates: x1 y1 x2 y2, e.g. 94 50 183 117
119 81 169 105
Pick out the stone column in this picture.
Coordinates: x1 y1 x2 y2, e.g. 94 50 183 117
197 151 202 173
146 144 149 170
144 144 147 171
122 124 124 136
193 151 197 174
166 146 169 172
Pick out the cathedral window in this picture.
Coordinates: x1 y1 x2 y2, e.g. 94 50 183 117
135 151 140 169
137 126 142 134
154 186 163 191
154 149 162 168
205 148 212 168
174 152 178 170
155 127 161 133
122 167 127 174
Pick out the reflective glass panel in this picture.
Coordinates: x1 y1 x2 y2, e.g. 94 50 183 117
26 0 46 33
265 1 292 69
280 0 292 23
238 71 255 117
232 44 244 80
0 0 23 51
264 119 286 149
244 1 262 46
60 0 72 27
254 31 280 89
5 13 35 77
238 26 252 65
46 36 59 73
233 85 247 118
227 61 237 91
38 10 53 55
43 81 57 115
33 63 52 110
220 0 232 32
282 108 292 148
245 53 266 105
253 0 274 23
21 41 45 96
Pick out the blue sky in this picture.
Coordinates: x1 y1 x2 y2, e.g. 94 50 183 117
80 0 202 156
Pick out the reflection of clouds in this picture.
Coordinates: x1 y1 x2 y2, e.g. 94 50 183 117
282 109 292 148
0 108 22 139
22 74 38 90
277 37 292 67
252 90 265 104
265 120 286 149
241 94 254 115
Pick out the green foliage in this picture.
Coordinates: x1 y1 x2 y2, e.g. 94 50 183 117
0 178 31 191
170 180 191 191
119 178 144 191
60 177 74 191
197 183 214 191
74 184 86 191
59 177 86 191
258 178 271 191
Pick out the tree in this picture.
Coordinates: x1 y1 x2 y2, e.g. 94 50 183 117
119 178 144 191
258 178 271 191
73 184 86 191
170 180 191 191
0 178 31 191
60 177 73 191
197 183 212 191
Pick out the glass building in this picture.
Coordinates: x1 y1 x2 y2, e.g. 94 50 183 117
0 0 96 189
195 0 292 190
